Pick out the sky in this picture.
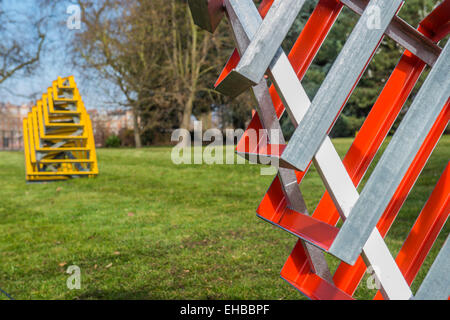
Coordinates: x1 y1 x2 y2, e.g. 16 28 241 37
0 0 106 109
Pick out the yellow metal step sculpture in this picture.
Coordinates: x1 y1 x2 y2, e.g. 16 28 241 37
23 76 98 182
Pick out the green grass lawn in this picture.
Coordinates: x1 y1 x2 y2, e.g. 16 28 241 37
0 136 448 300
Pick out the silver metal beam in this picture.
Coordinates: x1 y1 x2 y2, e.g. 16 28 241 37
216 0 306 97
188 0 442 65
281 0 404 172
414 237 450 300
341 0 441 67
189 0 441 100
226 0 414 300
188 0 225 33
328 40 450 264
225 0 333 282
221 0 312 125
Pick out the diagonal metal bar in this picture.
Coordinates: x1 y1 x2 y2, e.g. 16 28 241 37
413 236 450 300
189 0 442 68
372 161 450 299
216 0 306 97
189 0 449 300
187 0 225 33
329 41 450 264
313 138 412 299
341 0 441 67
280 3 448 297
223 0 311 139
281 0 404 172
227 0 412 299
213 0 442 98
225 0 333 282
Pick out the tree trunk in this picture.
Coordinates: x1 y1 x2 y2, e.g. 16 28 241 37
132 108 142 148
179 91 195 147
200 111 212 130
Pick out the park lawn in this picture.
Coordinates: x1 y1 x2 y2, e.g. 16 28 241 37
0 136 448 300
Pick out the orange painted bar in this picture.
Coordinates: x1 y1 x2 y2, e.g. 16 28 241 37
327 51 428 294
240 0 341 227
420 0 450 42
281 240 353 300
279 208 339 251
227 0 448 299
333 101 449 295
330 15 449 296
279 2 448 298
255 0 343 223
251 0 345 297
395 161 450 285
257 175 287 223
373 161 450 300
216 0 274 86
268 0 343 117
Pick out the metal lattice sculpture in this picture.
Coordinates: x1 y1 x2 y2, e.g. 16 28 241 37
23 76 98 182
188 0 449 300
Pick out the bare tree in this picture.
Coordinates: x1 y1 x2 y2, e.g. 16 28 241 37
0 0 46 85
72 0 234 147
165 0 214 141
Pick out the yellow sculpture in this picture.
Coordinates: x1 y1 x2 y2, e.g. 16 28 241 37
23 76 98 182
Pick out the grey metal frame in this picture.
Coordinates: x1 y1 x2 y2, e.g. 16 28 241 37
341 0 441 67
187 0 449 298
225 0 333 282
328 40 450 264
414 237 450 300
187 0 225 33
216 0 306 98
281 0 404 172
189 0 442 100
